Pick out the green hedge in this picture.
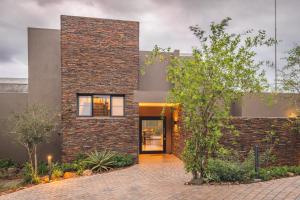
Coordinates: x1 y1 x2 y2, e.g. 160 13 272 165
259 166 300 181
205 157 255 183
206 157 300 183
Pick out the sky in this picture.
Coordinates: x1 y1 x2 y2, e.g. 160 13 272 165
0 0 299 87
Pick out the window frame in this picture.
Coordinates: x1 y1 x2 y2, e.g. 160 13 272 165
77 94 125 117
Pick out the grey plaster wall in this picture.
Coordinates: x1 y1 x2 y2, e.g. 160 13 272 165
28 27 62 162
0 93 28 162
28 28 61 111
0 78 28 93
135 50 179 103
239 93 299 118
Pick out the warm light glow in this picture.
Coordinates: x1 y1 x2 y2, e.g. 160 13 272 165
173 124 179 132
47 155 52 163
139 103 179 107
173 109 179 122
288 112 298 118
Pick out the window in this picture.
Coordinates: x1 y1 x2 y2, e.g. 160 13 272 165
77 94 124 117
112 96 124 116
93 95 110 117
78 96 92 116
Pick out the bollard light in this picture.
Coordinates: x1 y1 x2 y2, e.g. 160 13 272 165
47 155 53 181
47 155 52 165
254 145 259 179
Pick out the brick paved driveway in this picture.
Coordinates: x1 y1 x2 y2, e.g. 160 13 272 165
1 154 300 200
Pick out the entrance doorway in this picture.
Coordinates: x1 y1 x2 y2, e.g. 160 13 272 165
139 117 166 153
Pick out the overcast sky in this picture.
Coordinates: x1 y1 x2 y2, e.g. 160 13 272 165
0 0 299 86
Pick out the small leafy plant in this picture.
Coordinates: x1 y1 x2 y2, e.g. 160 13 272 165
38 161 48 176
51 168 63 179
258 166 300 181
0 159 15 169
23 162 40 184
111 153 135 168
205 154 255 183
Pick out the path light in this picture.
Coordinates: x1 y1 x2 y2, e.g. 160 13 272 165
47 155 53 181
254 145 260 180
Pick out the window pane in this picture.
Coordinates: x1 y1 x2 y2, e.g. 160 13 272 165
112 96 124 116
93 95 110 116
78 96 92 116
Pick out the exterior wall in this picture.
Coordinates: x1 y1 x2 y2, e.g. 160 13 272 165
173 116 300 166
28 28 62 161
239 93 299 118
222 118 300 166
61 16 139 161
134 50 179 103
139 106 173 153
0 93 28 162
0 78 28 93
0 28 62 163
138 51 175 91
28 28 61 111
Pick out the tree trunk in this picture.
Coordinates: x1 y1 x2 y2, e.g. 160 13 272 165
189 171 203 185
26 146 33 168
34 145 38 176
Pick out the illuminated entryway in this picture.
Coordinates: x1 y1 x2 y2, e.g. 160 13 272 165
139 117 166 153
138 103 179 154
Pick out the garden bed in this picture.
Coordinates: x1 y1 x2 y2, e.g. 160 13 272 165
0 150 136 195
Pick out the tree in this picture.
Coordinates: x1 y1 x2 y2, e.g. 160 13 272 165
280 45 300 132
11 104 58 181
147 17 274 184
280 44 300 93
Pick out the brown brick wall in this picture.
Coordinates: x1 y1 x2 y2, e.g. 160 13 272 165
61 15 139 162
173 116 300 166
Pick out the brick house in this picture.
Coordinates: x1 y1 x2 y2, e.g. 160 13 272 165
0 15 299 165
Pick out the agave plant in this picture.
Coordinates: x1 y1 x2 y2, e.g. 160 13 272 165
83 150 117 172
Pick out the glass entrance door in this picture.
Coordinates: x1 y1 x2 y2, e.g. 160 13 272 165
140 117 166 153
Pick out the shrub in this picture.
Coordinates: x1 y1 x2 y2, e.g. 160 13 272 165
111 154 134 168
259 166 289 181
75 152 88 161
76 168 84 176
83 150 116 172
38 161 48 175
286 166 300 175
61 163 76 172
23 162 40 184
0 159 15 169
205 152 255 183
206 159 246 182
51 168 63 179
61 160 87 175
